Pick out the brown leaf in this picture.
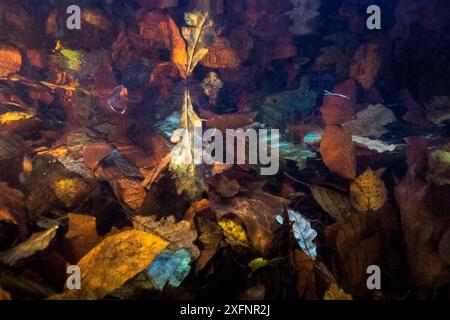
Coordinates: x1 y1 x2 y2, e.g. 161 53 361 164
133 215 199 259
291 249 317 299
311 186 354 222
402 89 430 126
349 43 381 89
201 38 241 69
82 143 113 170
211 183 287 256
62 213 102 264
349 168 388 212
116 178 147 210
321 79 357 125
201 109 257 131
0 45 22 77
323 283 352 300
0 287 11 300
320 126 356 180
394 139 450 293
0 225 58 267
0 182 28 238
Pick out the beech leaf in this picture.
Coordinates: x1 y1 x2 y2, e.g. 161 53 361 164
350 168 387 212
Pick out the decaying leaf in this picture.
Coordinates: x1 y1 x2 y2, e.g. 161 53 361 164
286 0 321 36
0 182 28 238
62 213 101 263
248 257 271 272
350 168 387 212
82 143 113 170
0 225 58 267
320 126 356 180
402 89 430 126
323 283 352 300
133 215 199 259
342 104 397 138
349 43 381 89
202 72 223 105
0 45 22 77
291 249 317 299
352 136 398 153
427 144 450 186
201 37 241 69
115 178 147 210
50 230 168 300
218 218 249 246
321 79 356 125
311 186 354 222
145 248 191 290
425 96 450 125
0 286 11 300
214 175 241 198
51 178 91 208
170 89 207 200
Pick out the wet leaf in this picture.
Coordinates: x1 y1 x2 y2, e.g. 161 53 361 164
427 144 450 186
425 96 450 125
349 168 387 212
145 248 191 290
291 249 317 299
248 257 270 272
51 178 91 208
323 283 352 300
133 215 199 259
320 126 356 180
201 37 241 69
0 225 58 267
50 230 168 300
218 218 249 246
352 136 398 153
0 45 22 77
311 186 354 222
402 89 430 126
321 79 356 125
342 104 397 138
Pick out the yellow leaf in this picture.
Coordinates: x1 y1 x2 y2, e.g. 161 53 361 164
248 257 270 272
323 283 353 300
218 218 249 245
51 178 91 208
349 168 387 212
50 230 169 300
0 112 34 125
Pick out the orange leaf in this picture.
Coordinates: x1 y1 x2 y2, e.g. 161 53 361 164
321 79 356 125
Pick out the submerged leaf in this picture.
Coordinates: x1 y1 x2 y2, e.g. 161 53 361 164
349 168 387 212
323 283 353 300
0 225 58 266
311 186 354 222
145 248 191 290
218 218 249 245
133 215 199 259
170 89 206 200
50 230 168 300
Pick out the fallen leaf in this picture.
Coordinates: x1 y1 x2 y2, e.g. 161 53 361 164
51 178 91 208
82 143 113 170
323 283 352 300
425 96 450 125
427 144 450 186
0 182 28 238
145 248 191 290
115 178 147 210
0 225 58 267
342 104 397 137
402 89 430 126
196 218 222 272
218 218 249 246
320 126 356 180
0 45 22 77
62 213 101 263
50 230 168 300
286 0 321 36
321 79 356 125
352 136 398 153
0 287 11 300
349 43 381 89
201 37 241 69
349 168 387 212
311 186 354 222
201 72 223 105
133 215 199 259
248 257 271 272
291 249 317 299
215 175 241 198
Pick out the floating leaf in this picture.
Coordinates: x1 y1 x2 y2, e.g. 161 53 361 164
311 186 354 222
50 230 168 300
170 89 207 200
145 248 191 290
133 215 199 259
218 218 249 245
342 104 397 138
349 168 387 212
0 225 58 267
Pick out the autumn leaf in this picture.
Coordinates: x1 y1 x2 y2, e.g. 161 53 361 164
320 125 356 180
320 79 356 125
201 37 241 69
0 182 28 239
0 111 35 125
342 104 397 138
0 45 22 77
248 257 270 272
82 143 113 170
349 43 381 89
323 283 352 300
62 213 102 264
349 168 387 212
425 96 450 125
311 186 354 222
218 218 249 246
170 89 207 200
402 89 430 126
427 144 450 186
50 230 168 300
132 215 199 259
201 72 223 105
286 0 321 36
291 249 317 299
0 225 58 267
182 11 214 78
51 178 92 208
